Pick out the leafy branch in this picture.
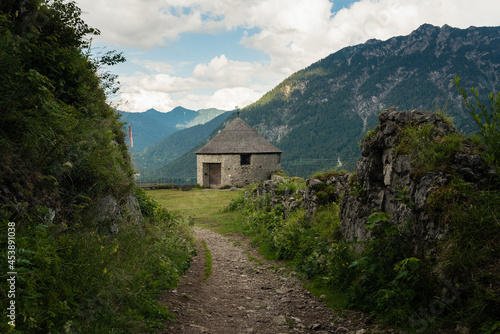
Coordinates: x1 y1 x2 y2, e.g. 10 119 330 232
454 76 500 165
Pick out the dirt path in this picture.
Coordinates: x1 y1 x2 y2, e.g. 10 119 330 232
159 227 394 334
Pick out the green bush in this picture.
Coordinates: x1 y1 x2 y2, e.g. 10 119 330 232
230 158 499 331
271 209 306 259
395 122 469 176
455 76 500 166
0 194 195 333
0 1 195 332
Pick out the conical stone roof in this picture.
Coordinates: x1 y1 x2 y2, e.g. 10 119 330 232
195 117 282 154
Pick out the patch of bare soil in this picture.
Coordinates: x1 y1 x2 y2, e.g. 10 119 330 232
159 227 396 334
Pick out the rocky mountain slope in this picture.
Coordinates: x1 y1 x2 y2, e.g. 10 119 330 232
246 23 499 176
145 24 499 183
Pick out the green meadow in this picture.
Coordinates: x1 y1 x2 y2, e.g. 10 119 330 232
146 188 243 233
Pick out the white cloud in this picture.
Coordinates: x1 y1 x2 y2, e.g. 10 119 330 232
79 0 500 56
180 87 263 111
192 55 274 87
205 87 264 110
114 55 278 112
78 0 213 49
77 0 500 112
115 89 175 112
132 60 175 74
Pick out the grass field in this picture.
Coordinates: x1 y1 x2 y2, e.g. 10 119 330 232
146 188 243 233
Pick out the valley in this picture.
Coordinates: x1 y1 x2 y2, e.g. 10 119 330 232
2 1 498 333
131 24 500 183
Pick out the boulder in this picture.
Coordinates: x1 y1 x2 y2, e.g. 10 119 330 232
87 193 144 235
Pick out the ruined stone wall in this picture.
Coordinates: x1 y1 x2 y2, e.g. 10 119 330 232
340 108 497 253
246 173 351 219
244 108 498 255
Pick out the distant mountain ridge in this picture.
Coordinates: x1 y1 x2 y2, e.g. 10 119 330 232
119 107 228 153
141 24 500 183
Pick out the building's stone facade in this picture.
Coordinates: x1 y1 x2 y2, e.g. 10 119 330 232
197 153 281 187
195 117 283 188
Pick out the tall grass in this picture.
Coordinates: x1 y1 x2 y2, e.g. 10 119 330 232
0 189 195 333
224 167 500 332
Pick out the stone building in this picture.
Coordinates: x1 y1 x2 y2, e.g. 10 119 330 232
195 117 282 188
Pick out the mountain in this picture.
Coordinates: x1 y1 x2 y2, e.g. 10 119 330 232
179 108 229 128
143 24 500 183
119 107 228 153
119 110 177 153
133 111 231 173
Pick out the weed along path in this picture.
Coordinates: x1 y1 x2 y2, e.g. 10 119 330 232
148 189 391 333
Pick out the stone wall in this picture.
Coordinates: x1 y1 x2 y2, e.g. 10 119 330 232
197 153 281 187
339 107 497 253
245 173 351 219
244 108 498 255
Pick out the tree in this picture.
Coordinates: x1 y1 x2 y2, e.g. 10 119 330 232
454 76 500 165
0 0 132 215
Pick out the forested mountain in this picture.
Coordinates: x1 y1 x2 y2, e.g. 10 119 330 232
133 111 231 173
120 107 227 153
119 109 177 153
145 24 500 182
182 108 230 128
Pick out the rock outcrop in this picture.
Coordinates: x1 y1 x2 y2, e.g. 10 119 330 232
246 107 498 256
339 107 497 254
86 194 143 235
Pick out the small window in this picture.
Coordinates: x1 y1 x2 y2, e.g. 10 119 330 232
240 154 251 165
277 154 281 164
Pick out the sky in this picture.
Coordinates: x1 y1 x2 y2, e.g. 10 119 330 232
75 0 500 113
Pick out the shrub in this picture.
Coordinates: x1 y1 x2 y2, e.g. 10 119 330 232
0 2 195 331
454 76 500 166
271 209 306 259
395 123 467 176
0 193 195 333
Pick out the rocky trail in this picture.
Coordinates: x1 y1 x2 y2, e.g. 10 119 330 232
159 227 396 334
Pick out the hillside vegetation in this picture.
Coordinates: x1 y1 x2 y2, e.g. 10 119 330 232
0 1 194 332
224 97 499 332
134 111 230 176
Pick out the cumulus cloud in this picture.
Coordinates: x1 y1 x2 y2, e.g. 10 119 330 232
114 55 278 111
180 87 264 111
76 0 500 112
131 60 175 74
115 89 175 112
192 55 273 87
79 0 500 57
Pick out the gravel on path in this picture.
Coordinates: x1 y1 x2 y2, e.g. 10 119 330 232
159 227 394 334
